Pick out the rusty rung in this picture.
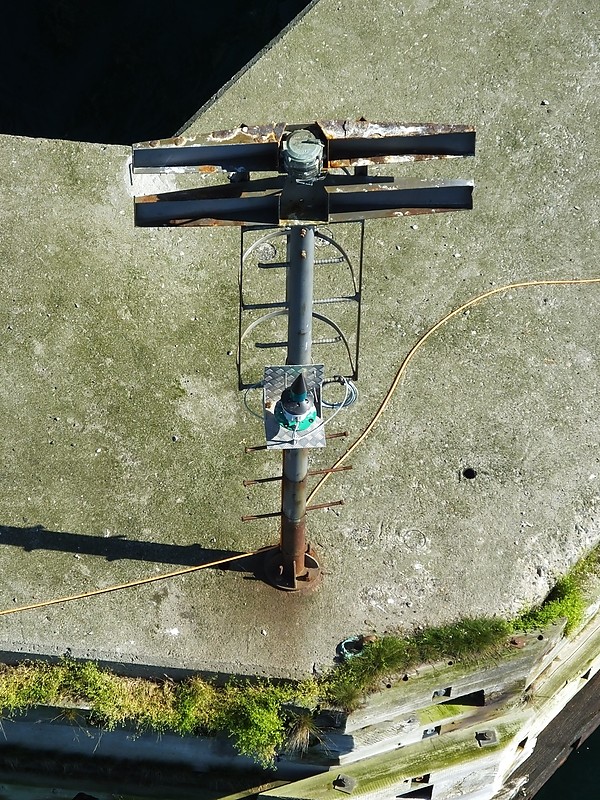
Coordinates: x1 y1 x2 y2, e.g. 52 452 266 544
326 431 349 440
309 465 352 476
241 499 344 522
243 475 282 486
307 500 344 511
243 465 352 487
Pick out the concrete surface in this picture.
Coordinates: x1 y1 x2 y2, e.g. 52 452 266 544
0 0 598 680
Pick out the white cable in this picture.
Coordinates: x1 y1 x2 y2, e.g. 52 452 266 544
243 386 264 421
322 376 358 409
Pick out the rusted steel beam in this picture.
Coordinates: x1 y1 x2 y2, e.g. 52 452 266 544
132 120 474 175
132 123 286 174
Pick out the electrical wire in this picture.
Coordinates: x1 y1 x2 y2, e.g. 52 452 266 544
1 276 599 616
321 376 358 409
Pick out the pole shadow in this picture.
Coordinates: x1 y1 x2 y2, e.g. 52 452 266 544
0 524 265 577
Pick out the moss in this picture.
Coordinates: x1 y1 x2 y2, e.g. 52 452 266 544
0 546 597 767
515 546 600 634
214 682 292 768
417 702 470 725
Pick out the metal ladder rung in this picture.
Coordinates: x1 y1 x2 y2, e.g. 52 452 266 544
313 336 342 345
255 341 288 349
314 295 359 305
257 256 345 269
242 301 287 311
314 256 345 265
255 336 342 349
242 294 357 311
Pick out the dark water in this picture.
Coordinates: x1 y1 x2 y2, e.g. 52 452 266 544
533 723 600 800
0 0 313 144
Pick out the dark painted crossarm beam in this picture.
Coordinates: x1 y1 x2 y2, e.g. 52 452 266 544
318 121 476 166
327 178 474 222
135 177 473 227
132 120 475 175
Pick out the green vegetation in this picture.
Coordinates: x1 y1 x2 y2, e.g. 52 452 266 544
514 547 600 634
0 660 316 769
323 618 511 711
0 546 598 765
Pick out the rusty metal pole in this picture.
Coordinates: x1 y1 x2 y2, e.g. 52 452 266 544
266 225 320 590
281 225 313 584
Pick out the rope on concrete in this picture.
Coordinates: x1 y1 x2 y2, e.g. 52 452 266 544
307 277 600 505
2 276 599 616
0 546 278 617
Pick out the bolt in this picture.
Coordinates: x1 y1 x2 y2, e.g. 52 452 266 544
301 250 307 259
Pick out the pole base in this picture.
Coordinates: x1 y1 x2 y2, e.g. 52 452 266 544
264 549 321 592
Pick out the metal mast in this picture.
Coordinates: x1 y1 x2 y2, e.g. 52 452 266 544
273 225 317 589
132 119 475 592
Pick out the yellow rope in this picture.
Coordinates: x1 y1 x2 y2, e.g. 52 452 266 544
0 546 277 617
2 276 599 617
307 277 600 505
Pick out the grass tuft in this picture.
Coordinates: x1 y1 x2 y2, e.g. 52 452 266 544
0 545 596 764
515 546 600 635
323 617 509 711
516 575 584 634
414 617 511 663
285 711 322 755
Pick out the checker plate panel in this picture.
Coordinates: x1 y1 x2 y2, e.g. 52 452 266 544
263 365 325 449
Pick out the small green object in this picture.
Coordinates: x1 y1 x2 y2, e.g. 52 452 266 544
274 400 316 431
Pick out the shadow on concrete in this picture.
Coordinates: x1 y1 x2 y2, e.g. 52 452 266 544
0 524 267 576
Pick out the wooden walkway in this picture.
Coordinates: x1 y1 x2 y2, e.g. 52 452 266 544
510 668 600 797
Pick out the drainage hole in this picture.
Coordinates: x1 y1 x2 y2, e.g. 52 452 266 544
462 467 477 480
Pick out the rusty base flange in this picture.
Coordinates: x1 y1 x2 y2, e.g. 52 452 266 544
264 549 321 592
